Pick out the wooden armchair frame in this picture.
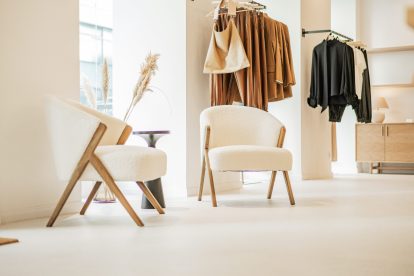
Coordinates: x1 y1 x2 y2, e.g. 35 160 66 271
47 124 164 227
198 126 295 207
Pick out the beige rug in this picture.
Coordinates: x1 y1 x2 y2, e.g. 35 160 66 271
0 237 19 246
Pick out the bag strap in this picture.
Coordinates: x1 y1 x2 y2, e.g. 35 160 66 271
214 0 237 20
217 0 227 9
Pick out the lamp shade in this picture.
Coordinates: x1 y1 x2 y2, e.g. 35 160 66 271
408 6 414 28
375 97 389 109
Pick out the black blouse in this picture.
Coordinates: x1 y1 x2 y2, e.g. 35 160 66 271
308 39 357 112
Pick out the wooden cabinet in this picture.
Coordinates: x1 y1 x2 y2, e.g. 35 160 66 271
356 124 385 161
356 123 414 167
385 124 414 162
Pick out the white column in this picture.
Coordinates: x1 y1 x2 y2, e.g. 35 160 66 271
301 0 333 179
262 0 303 179
185 0 242 196
0 0 80 223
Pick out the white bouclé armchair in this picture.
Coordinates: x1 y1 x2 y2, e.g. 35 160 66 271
45 97 167 227
198 105 295 207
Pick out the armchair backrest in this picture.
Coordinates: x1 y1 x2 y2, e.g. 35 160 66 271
45 96 102 180
65 100 127 145
200 105 284 149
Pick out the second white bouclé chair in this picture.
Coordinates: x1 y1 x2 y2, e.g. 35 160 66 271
198 105 295 207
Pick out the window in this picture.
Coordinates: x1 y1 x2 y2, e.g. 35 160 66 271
79 0 113 114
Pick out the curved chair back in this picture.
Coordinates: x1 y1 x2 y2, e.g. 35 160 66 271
45 96 102 180
200 105 284 149
65 99 127 146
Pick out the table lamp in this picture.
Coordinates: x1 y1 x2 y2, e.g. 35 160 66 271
372 97 389 123
407 6 414 28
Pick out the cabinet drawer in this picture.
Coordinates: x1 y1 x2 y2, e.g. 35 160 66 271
385 124 414 162
356 124 385 162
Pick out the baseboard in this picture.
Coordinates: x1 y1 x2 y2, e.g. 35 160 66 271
0 200 82 225
358 162 414 175
302 172 333 180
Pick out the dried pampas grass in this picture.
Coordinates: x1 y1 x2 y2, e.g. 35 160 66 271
81 76 97 109
123 52 160 121
93 184 116 203
102 58 110 106
80 61 114 203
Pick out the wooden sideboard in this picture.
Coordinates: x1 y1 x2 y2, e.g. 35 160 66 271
356 123 414 173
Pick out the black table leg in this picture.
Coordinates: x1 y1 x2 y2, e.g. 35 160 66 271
141 178 166 209
133 130 170 210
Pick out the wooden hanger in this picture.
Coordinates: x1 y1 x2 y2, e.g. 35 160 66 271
347 40 368 48
206 0 264 18
206 0 234 18
325 32 335 40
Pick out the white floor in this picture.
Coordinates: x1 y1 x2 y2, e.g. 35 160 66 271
1 174 414 276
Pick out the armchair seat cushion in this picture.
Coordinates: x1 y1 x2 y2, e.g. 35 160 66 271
208 145 292 171
81 145 167 182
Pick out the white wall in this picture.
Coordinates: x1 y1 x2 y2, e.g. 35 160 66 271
185 0 242 196
331 0 359 174
113 0 187 198
0 0 80 223
331 0 357 39
186 0 211 197
260 0 302 181
361 0 414 122
300 0 333 179
360 0 414 48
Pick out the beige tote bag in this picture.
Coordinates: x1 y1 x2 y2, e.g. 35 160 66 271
203 18 250 74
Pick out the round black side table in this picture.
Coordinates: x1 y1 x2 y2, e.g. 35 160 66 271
133 130 169 209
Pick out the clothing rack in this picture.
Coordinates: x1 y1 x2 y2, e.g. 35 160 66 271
197 0 266 10
301 28 354 41
303 29 362 162
249 1 266 10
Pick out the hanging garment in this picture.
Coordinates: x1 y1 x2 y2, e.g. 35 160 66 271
308 40 329 110
356 48 372 123
210 11 268 110
279 21 296 96
204 19 250 74
208 11 295 111
351 46 367 99
308 39 357 122
264 15 296 102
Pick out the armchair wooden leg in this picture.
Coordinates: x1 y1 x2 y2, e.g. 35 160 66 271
136 181 165 215
80 181 102 215
47 174 82 227
90 154 144 227
47 123 106 227
198 158 206 201
205 155 217 207
283 171 295 205
267 171 277 199
47 153 95 227
202 126 217 207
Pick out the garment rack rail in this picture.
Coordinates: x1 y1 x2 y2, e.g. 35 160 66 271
192 0 266 10
301 28 354 41
249 1 266 9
